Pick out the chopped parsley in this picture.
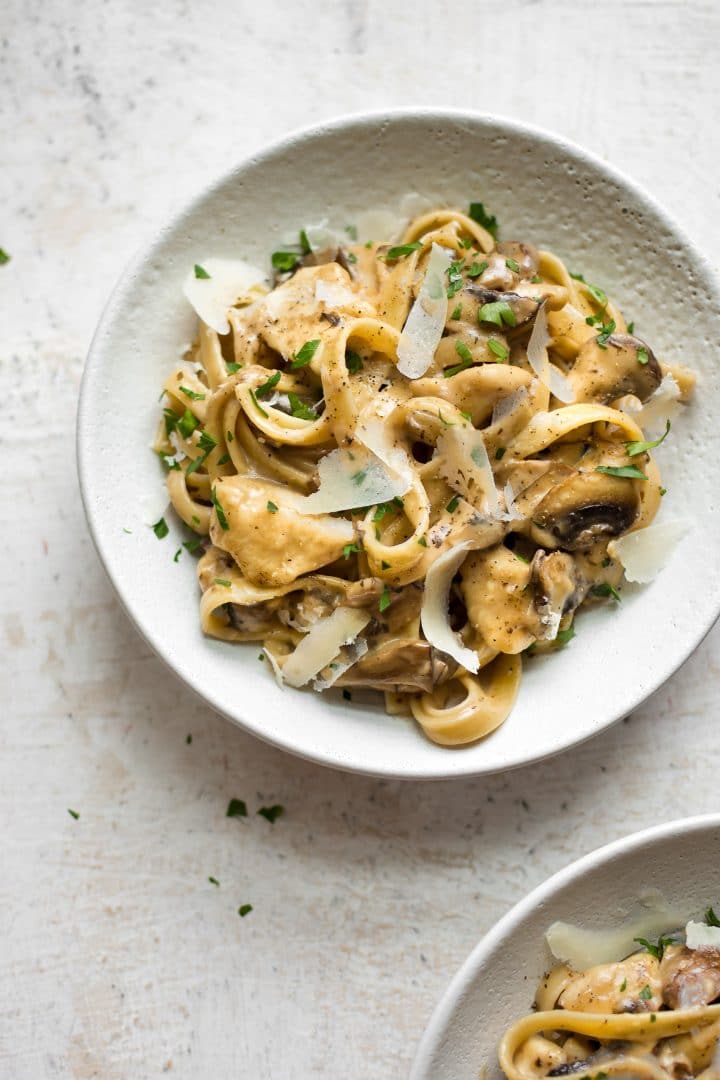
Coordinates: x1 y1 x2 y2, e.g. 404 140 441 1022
639 984 653 1001
443 339 474 377
450 303 462 321
706 906 720 927
346 350 363 374
382 241 423 259
530 274 542 283
271 251 300 273
255 370 281 398
217 453 231 466
211 486 229 529
379 585 392 613
186 734 192 744
183 536 203 554
467 260 488 279
152 517 169 539
266 500 278 513
487 338 509 361
214 577 232 588
345 224 358 241
595 464 647 480
208 876 220 886
226 362 242 374
591 582 622 603
468 202 499 239
417 536 427 547
226 430 234 443
505 257 520 273
290 339 321 368
179 385 206 401
627 320 635 334
446 260 465 298
586 281 608 308
238 904 253 917
596 318 616 349
67 808 80 820
299 228 311 255
495 447 506 460
478 300 516 328
173 548 182 562
288 392 317 420
555 623 576 647
226 798 248 818
0 248 10 265
194 264 210 279
637 347 649 365
186 429 218 476
177 408 199 438
249 389 267 417
343 542 362 559
446 495 460 513
381 560 391 570
634 934 677 961
569 271 585 281
257 805 284 824
620 978 627 992
626 420 671 457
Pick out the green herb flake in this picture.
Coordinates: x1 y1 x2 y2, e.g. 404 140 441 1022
620 978 627 992
185 429 218 477
459 237 472 249
382 241 423 260
487 338 509 361
291 339 321 368
417 536 427 547
226 798 248 818
555 623 576 647
627 321 635 334
345 224 358 241
266 500 278 514
67 808 80 820
152 517 169 539
569 271 586 282
586 281 608 308
637 347 649 365
178 408 199 438
505 257 520 273
226 362 242 374
705 906 720 927
249 389 267 417
596 318 616 349
450 303 462 321
208 876 220 886
625 419 671 457
179 385 206 401
238 904 253 917
468 202 499 239
591 582 622 603
257 805 284 824
346 350 363 374
211 487 229 530
226 430 234 443
299 228 311 255
446 260 465 298
183 537 203 555
0 248 10 265
479 300 516 328
342 542 362 559
530 274 542 283
256 370 281 398
467 260 488 279
214 577 232 588
634 934 677 961
194 264 211 279
595 464 647 480
379 585 392 613
659 487 667 496
446 495 460 513
381 560 391 570
271 251 299 273
173 548 182 563
217 453 231 466
639 984 653 1001
288 392 318 420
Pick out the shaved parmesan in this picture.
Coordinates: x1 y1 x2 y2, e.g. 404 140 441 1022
627 373 682 434
527 304 575 403
421 541 480 673
314 279 357 309
183 258 268 335
608 520 688 584
546 893 687 968
685 920 720 950
298 445 411 515
282 607 371 688
140 485 170 526
356 208 403 244
312 637 369 690
399 191 435 219
263 647 286 688
437 427 500 519
502 481 521 521
354 415 414 489
302 220 346 252
397 244 453 379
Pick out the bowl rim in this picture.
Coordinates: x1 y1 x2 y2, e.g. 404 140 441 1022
77 106 720 779
410 812 720 1077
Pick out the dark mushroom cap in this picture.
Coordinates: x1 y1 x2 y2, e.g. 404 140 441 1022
568 333 662 404
531 470 640 550
335 639 458 693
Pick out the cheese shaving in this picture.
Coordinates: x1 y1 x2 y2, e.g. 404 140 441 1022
608 520 688 584
527 304 575 404
302 220 346 252
183 258 268 335
298 445 411 516
436 427 500 519
282 607 371 688
685 920 720 950
421 541 480 673
312 637 369 690
396 244 453 379
355 208 403 244
354 415 414 489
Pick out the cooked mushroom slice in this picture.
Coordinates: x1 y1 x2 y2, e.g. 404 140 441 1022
278 585 343 632
558 952 662 1014
466 284 539 329
531 551 582 637
531 469 641 551
227 598 283 634
567 333 662 404
335 639 458 693
345 578 424 633
660 944 720 1009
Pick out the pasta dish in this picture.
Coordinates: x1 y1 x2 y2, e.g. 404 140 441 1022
500 911 720 1077
153 201 693 746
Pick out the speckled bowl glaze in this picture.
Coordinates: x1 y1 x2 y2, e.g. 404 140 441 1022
411 814 720 1079
78 109 720 779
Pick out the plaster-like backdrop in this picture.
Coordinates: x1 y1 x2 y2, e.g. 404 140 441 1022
3 2 720 1077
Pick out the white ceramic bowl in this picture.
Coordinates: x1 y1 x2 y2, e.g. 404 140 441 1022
77 109 720 779
412 814 720 1079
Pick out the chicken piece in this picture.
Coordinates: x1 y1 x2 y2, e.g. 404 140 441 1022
661 944 720 1010
558 952 662 1014
210 476 354 588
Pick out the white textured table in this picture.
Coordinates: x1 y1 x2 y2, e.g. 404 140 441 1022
4 3 720 1077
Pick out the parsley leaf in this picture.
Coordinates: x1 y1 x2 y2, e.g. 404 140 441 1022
706 906 720 927
152 517 169 539
446 495 460 513
226 361 242 374
625 420 671 457
382 242 422 259
379 585 392 613
211 487 229 530
342 542 362 559
179 386 206 401
257 805 284 824
467 260 488 279
266 500 278 513
495 446 506 460
468 202 499 239
256 370 281 398
591 582 622 603
238 904 253 917
446 260 465 298
0 248 10 265
214 577 232 588
479 301 516 328
555 623 576 646
271 251 300 272
639 984 653 1001
595 464 647 480
487 338 509 361
288 392 317 420
444 339 474 377
208 876 220 886
346 350 363 374
634 934 676 961
178 408 199 438
505 257 520 273
67 808 80 820
185 429 218 477
290 339 321 368
194 264 210 279
299 228 311 255
450 303 462 321
226 798 248 818
596 318 616 349
637 346 649 365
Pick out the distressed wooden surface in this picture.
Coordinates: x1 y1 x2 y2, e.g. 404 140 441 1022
3 2 720 1076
